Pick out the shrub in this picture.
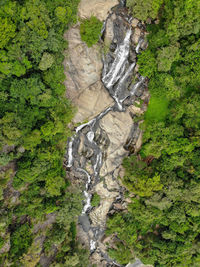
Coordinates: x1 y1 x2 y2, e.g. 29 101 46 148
10 223 33 259
80 16 103 47
91 192 101 207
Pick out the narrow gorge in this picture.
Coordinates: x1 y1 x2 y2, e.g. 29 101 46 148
64 1 150 266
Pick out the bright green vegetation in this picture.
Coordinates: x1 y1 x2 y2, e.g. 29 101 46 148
91 192 101 207
0 0 89 266
80 16 103 47
127 0 163 21
106 0 200 266
144 96 169 122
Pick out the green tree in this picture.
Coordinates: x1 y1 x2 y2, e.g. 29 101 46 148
0 17 16 49
39 52 54 70
127 0 163 21
80 16 103 47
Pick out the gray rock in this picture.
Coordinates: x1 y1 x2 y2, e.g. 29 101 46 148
79 215 91 232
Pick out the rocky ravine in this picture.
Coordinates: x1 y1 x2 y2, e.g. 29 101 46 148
64 1 151 266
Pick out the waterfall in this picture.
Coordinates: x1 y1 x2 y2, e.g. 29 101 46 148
65 4 147 267
102 29 132 90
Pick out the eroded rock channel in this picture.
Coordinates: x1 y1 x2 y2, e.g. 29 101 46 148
64 1 149 266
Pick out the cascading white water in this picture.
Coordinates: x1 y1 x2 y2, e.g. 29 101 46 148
136 39 143 54
77 168 92 213
130 76 145 95
66 137 74 167
76 119 96 133
102 29 132 89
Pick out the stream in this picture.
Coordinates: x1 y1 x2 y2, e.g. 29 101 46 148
65 1 147 266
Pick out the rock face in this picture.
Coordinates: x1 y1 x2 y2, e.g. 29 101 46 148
78 0 119 21
64 26 114 123
100 110 133 176
90 182 118 226
104 13 116 45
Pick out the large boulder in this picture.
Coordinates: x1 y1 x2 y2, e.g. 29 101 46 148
78 0 119 21
64 26 102 95
90 182 118 227
72 81 113 123
99 110 133 176
64 26 114 123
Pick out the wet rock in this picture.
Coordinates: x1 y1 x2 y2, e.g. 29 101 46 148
104 13 116 45
78 134 85 155
78 0 118 21
135 87 144 97
95 127 110 149
79 215 91 232
85 162 93 176
113 17 127 43
129 49 137 62
77 224 90 248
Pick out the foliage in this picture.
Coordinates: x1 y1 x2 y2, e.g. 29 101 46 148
80 16 103 47
127 0 163 21
91 192 101 207
39 52 54 71
43 189 89 267
9 223 33 258
0 0 89 265
106 0 200 266
144 96 169 122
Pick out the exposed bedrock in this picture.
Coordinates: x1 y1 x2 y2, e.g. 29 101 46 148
78 0 119 21
64 26 114 123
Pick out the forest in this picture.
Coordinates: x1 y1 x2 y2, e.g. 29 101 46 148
106 0 200 266
1 0 200 266
0 0 90 266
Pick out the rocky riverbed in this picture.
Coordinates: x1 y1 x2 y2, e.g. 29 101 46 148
64 0 151 266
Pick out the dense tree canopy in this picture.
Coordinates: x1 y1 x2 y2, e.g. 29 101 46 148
0 0 89 266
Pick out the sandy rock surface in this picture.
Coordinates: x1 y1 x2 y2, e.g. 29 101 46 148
64 27 114 123
100 110 133 176
78 0 118 21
